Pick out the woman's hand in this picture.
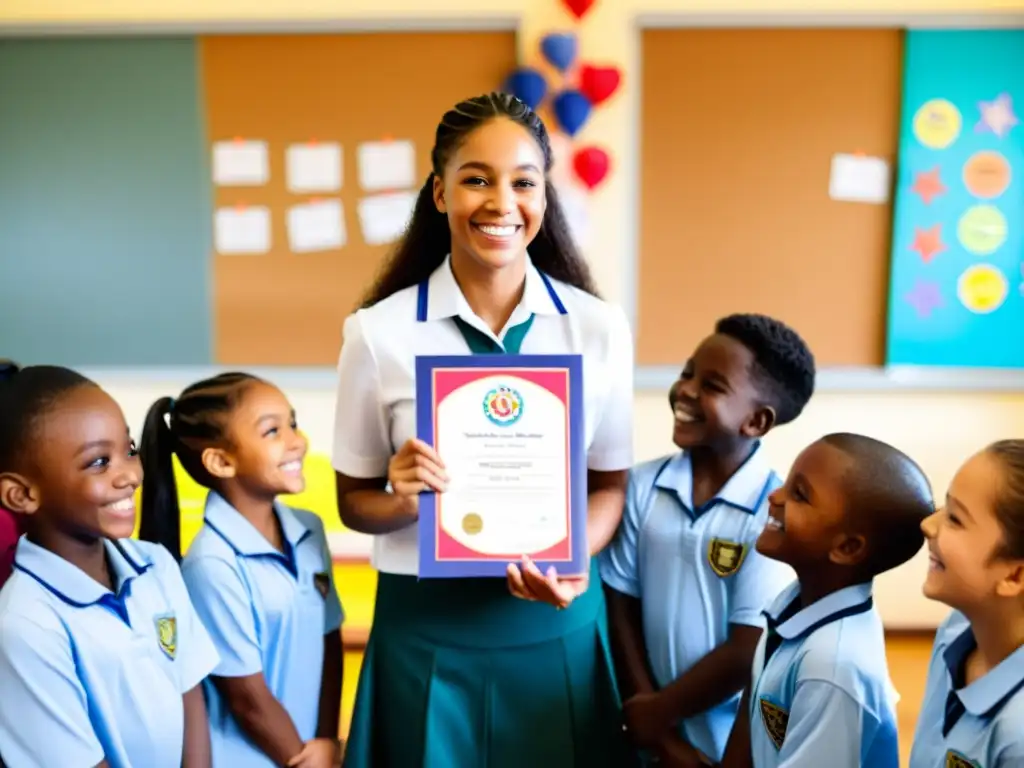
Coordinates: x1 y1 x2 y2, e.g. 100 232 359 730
387 439 448 515
506 556 590 608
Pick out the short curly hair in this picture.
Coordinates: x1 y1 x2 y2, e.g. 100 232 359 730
715 313 816 425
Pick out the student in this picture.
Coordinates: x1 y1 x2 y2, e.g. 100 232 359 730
0 365 218 768
600 313 816 767
720 433 933 768
138 372 345 768
332 92 635 767
0 359 21 588
909 440 1024 768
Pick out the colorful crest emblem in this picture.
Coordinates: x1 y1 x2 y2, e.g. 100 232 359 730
707 539 746 577
945 751 981 768
482 385 523 427
155 614 177 660
759 697 789 750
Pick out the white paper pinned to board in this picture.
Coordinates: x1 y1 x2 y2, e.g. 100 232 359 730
212 140 269 186
357 140 416 191
288 198 346 253
357 191 418 245
214 206 271 255
286 142 342 193
828 153 891 204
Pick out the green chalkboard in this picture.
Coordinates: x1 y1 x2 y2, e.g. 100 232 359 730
0 38 211 365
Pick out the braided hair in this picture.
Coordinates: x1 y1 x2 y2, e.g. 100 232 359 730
360 92 596 307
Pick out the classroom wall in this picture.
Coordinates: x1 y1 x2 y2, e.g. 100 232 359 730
4 0 1024 631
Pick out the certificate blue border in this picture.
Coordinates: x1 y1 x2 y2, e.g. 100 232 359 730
415 353 587 579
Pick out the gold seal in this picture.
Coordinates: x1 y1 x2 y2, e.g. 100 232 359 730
462 513 483 535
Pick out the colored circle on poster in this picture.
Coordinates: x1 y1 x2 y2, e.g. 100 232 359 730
913 99 962 149
957 205 1008 255
963 151 1011 199
957 264 1008 314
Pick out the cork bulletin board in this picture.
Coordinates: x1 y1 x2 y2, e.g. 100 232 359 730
637 28 905 367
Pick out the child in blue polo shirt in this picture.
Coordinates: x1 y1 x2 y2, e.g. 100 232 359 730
720 432 933 768
0 365 218 768
138 372 345 768
910 440 1024 768
600 313 815 765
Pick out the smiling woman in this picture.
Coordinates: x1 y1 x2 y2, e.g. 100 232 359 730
333 92 637 767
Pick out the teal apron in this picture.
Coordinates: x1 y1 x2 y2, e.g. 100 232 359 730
343 275 632 768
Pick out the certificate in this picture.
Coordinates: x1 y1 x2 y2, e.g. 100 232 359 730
415 354 587 579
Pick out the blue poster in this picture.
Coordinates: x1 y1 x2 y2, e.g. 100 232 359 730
886 30 1023 368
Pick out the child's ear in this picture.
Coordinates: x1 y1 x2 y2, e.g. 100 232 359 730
741 405 776 439
433 174 446 214
201 448 237 480
0 472 40 516
830 533 868 567
995 561 1024 599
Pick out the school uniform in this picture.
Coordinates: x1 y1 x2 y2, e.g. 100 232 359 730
909 610 1024 768
0 536 218 768
748 581 900 768
181 491 344 768
599 446 793 763
333 254 635 767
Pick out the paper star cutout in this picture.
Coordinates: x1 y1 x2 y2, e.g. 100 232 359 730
976 93 1018 138
911 167 947 205
906 279 943 319
910 224 946 264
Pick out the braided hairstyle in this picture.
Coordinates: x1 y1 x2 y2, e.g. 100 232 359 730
138 372 260 560
0 362 95 470
360 92 597 307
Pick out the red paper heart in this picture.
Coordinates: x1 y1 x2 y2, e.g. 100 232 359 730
562 0 596 21
579 64 622 106
572 146 610 190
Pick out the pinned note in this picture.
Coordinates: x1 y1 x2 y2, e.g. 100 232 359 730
828 153 891 204
214 206 271 255
357 191 418 245
212 140 269 186
357 140 416 191
286 142 342 193
288 198 347 253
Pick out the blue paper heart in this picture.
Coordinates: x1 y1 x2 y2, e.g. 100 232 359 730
503 68 548 110
540 32 578 74
552 90 592 137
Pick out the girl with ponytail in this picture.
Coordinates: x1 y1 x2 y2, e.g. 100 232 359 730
139 373 345 768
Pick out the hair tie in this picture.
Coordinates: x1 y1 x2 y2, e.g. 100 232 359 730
168 397 176 414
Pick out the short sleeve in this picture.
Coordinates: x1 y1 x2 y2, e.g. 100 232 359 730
0 617 104 768
587 304 634 472
313 522 344 634
728 542 794 627
182 556 263 678
598 468 644 598
332 312 392 479
772 681 880 768
153 546 220 692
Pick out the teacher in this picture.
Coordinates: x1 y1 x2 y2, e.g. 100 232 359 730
332 92 635 767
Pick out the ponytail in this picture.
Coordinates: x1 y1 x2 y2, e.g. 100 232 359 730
359 172 453 308
138 396 183 561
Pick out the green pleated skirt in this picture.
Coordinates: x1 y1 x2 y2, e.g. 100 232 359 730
343 561 634 768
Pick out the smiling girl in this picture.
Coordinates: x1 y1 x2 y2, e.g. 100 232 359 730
910 441 1024 768
0 365 218 768
138 373 344 768
333 92 636 767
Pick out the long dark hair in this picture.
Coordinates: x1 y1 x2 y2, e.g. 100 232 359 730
138 372 260 561
360 92 597 308
988 440 1024 560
